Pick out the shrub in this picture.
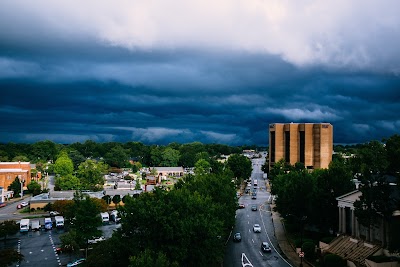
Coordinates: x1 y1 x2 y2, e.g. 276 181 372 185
321 236 335 244
302 241 316 260
367 255 396 263
324 253 346 267
295 238 314 248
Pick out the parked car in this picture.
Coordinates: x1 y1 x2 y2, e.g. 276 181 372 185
261 242 272 252
67 258 86 267
233 232 242 242
237 204 245 209
0 202 6 208
251 205 257 211
20 201 29 207
253 224 261 233
88 236 105 244
49 211 60 216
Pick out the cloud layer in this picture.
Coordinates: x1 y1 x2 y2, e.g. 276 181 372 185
0 0 399 145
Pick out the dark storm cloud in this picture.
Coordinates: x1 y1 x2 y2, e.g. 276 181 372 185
1 1 400 145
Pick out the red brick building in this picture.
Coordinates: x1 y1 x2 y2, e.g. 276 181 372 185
0 162 32 190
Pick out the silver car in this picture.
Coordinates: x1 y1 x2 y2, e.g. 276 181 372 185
253 224 261 233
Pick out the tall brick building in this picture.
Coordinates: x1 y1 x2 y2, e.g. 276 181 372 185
269 123 333 170
0 162 32 191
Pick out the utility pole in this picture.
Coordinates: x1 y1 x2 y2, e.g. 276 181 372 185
299 216 307 267
18 175 24 199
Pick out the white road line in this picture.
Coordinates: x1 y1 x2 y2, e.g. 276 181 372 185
241 253 254 267
260 211 293 267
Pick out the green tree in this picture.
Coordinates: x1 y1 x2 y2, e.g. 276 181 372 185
129 249 179 267
273 168 314 222
226 154 252 185
27 180 42 196
195 151 209 162
54 151 74 177
178 142 205 167
209 158 224 175
194 159 211 176
112 195 121 206
104 145 129 168
55 174 81 191
135 180 142 190
0 249 23 267
114 170 236 267
160 148 180 167
0 150 9 161
149 146 162 166
354 172 396 243
7 177 22 198
102 195 112 206
68 192 103 246
12 155 29 162
86 235 130 267
52 200 75 218
68 150 86 170
0 220 19 242
31 140 60 162
385 134 400 174
350 140 388 175
59 229 81 257
76 159 107 190
308 159 354 233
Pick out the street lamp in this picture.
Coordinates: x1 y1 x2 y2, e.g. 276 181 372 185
299 215 307 267
18 175 24 199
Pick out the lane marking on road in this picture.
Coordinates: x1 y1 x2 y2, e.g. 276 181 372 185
241 253 254 267
261 208 293 267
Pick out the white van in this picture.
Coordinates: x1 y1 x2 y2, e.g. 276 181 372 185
20 219 30 232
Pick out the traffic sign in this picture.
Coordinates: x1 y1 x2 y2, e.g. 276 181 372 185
299 252 305 258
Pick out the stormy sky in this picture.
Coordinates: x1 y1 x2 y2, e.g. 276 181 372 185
1 1 399 146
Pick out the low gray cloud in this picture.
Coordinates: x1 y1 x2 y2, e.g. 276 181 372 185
0 1 399 146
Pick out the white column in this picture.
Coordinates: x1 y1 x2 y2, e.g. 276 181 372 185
351 209 355 236
342 207 346 234
338 207 342 233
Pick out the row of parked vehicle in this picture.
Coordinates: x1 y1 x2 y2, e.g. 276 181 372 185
100 210 120 224
19 216 64 232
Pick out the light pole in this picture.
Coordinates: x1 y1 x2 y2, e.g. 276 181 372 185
299 215 307 267
18 175 24 199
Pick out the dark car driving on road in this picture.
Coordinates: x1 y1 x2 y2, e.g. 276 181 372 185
261 242 272 252
233 232 242 242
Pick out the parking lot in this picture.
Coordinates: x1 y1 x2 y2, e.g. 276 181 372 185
0 223 120 267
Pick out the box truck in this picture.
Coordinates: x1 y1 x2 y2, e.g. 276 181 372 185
31 220 40 231
100 212 109 224
20 219 30 232
44 217 53 230
55 216 64 228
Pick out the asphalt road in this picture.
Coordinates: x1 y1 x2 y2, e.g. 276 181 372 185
223 156 292 267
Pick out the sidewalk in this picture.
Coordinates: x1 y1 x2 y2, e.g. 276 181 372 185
266 179 312 267
271 206 312 267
